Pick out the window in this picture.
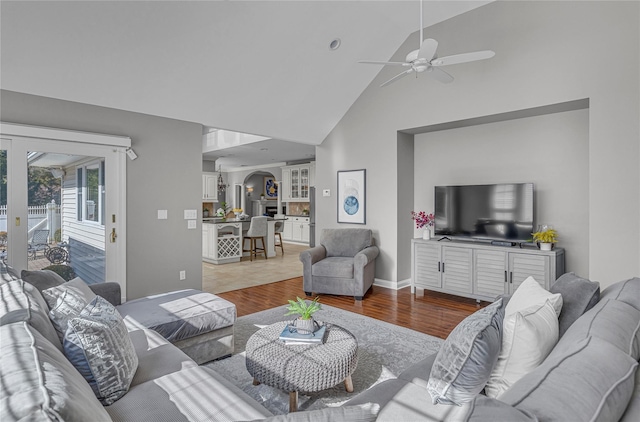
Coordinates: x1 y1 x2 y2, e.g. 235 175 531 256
77 161 104 224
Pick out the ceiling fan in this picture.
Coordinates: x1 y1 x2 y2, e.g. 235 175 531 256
359 0 495 87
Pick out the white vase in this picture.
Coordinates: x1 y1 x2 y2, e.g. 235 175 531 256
539 242 552 251
422 229 431 240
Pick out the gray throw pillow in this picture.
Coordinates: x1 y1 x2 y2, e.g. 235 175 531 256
21 269 66 292
427 298 505 405
1 261 20 283
64 295 138 405
550 272 600 337
42 277 97 342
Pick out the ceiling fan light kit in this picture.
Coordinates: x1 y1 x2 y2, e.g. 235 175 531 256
359 0 495 87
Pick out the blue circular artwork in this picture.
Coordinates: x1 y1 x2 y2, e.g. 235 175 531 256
344 196 359 215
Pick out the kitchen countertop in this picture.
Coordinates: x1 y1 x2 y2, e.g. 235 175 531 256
203 217 285 224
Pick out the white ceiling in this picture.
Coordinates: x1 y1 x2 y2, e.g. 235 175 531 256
1 0 490 166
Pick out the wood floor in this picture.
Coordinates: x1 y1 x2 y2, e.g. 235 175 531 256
218 277 488 339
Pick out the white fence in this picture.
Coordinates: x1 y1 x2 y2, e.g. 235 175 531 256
0 203 61 239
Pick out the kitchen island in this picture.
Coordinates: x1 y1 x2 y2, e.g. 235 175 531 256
202 217 285 264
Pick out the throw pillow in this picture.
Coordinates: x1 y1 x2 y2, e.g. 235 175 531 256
506 276 563 317
42 277 97 341
21 269 66 292
64 295 138 405
484 299 560 398
427 298 505 405
1 261 20 283
550 272 600 337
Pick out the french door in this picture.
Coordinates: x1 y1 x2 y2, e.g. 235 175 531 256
1 123 128 297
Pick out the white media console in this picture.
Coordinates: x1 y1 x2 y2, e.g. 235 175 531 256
411 238 565 302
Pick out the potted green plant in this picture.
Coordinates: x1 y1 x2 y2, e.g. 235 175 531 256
532 227 558 251
284 296 321 334
203 207 210 218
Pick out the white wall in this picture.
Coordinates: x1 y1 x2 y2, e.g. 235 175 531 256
316 1 639 289
414 109 589 277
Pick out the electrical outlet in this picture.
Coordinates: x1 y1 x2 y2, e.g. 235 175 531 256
179 270 186 281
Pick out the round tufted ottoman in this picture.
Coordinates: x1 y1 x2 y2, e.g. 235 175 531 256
245 321 358 412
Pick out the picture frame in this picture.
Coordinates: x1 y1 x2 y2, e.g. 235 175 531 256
337 169 366 224
264 176 278 200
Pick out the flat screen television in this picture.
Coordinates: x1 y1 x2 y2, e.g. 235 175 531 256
434 183 534 242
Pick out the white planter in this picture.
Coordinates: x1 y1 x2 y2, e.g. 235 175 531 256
422 229 431 240
539 242 552 251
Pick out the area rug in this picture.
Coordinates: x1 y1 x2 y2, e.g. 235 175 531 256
205 304 443 415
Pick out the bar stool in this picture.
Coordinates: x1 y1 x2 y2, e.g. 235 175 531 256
242 216 268 261
274 221 284 255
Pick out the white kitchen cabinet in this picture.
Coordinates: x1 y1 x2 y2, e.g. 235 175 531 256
202 222 242 264
412 239 565 302
282 216 309 243
280 163 315 202
202 172 218 201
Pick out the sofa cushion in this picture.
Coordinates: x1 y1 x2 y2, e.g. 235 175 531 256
0 261 20 283
427 298 504 405
128 328 198 386
105 366 273 422
0 279 63 350
397 353 438 390
506 275 563 317
64 295 138 405
550 272 600 337
321 228 372 258
501 336 638 422
21 268 66 292
620 367 640 422
257 403 379 422
117 289 236 343
43 277 97 341
0 321 111 421
552 298 640 360
312 257 354 278
600 277 640 312
485 299 559 398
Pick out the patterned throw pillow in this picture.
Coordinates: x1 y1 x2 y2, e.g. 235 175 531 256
427 298 505 405
64 295 138 405
42 277 97 342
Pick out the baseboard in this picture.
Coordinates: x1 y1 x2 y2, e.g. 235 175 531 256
373 278 411 290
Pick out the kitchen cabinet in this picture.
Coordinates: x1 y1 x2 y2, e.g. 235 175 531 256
280 163 315 202
202 222 242 264
202 172 218 201
283 216 309 243
412 239 565 301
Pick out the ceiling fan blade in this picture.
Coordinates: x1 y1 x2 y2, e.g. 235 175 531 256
417 38 438 61
428 66 454 84
431 50 495 66
381 69 414 87
359 60 410 66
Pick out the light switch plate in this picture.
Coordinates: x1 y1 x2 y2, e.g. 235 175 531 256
184 209 197 219
323 189 331 197
157 210 168 220
187 220 197 229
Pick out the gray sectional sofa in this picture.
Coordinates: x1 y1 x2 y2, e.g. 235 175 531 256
346 276 640 421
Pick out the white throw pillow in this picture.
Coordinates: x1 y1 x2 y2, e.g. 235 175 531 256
485 299 559 398
506 276 563 317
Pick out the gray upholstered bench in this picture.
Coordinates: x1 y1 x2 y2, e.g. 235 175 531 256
116 289 236 364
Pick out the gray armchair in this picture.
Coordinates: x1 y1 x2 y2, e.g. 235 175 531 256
299 228 379 300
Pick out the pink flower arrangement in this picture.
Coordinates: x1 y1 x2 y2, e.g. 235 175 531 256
411 211 435 229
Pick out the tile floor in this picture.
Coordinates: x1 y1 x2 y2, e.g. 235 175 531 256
202 242 309 294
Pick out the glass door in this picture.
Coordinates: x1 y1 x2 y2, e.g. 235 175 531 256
291 168 300 199
0 132 126 290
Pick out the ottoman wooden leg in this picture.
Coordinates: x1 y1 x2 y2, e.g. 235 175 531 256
253 378 260 386
289 391 298 412
344 375 354 393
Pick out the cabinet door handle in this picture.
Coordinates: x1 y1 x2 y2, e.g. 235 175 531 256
438 261 441 272
510 272 513 284
504 270 508 283
442 262 445 273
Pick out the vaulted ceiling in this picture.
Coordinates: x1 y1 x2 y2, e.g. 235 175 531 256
1 1 490 161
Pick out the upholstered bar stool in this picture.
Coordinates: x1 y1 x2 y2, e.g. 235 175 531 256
243 216 268 261
274 221 284 255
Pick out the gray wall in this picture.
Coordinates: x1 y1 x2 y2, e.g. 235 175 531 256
316 1 639 289
1 89 204 300
414 109 589 278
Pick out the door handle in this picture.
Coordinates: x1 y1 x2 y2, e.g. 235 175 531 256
504 270 508 283
110 228 117 243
